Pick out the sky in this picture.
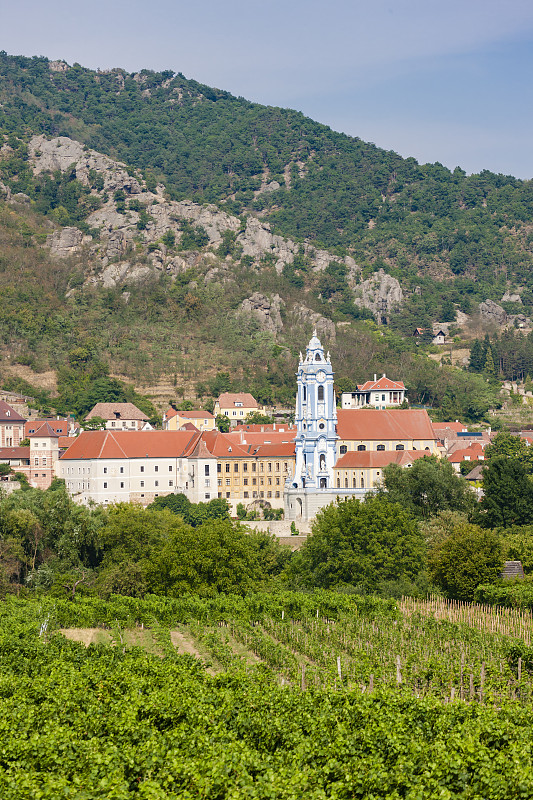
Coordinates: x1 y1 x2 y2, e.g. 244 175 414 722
3 0 533 179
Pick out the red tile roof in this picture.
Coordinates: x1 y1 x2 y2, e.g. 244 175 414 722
337 409 437 442
0 446 30 459
217 392 258 409
25 419 75 436
334 450 428 469
447 443 486 463
357 377 406 392
179 409 214 420
0 401 26 423
60 430 200 460
59 436 77 449
28 422 60 438
432 422 468 433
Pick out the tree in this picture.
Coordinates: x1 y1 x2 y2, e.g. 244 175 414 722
484 347 497 378
380 456 475 519
244 411 274 425
289 496 424 591
485 431 533 471
479 457 533 528
83 415 107 430
428 521 503 601
216 414 230 432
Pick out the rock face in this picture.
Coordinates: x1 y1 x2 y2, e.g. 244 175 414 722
353 269 403 319
479 299 507 325
46 227 88 257
241 293 284 334
502 291 522 304
293 305 336 342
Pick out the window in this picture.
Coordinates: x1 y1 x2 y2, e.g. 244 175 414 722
267 491 271 498
120 482 125 488
340 445 347 455
244 492 249 498
284 462 288 472
34 458 39 466
226 478 230 486
268 477 272 485
226 492 230 498
204 464 210 476
169 465 173 472
155 480 159 487
395 444 404 451
42 458 47 466
376 444 385 451
140 481 144 487
337 477 340 488
260 463 264 472
204 479 210 487
169 480 174 487
120 466 124 474
252 463 256 472
275 491 280 498
225 463 230 473
268 462 272 472
357 445 366 451
103 467 108 474
275 463 279 471
234 463 238 472
103 482 108 488
205 494 210 500
318 385 324 401
243 463 248 472
217 478 222 486
111 421 115 427
276 478 280 485
243 478 248 486
154 466 159 473
252 478 257 485
140 465 145 472
345 477 348 488
315 353 321 361
217 463 221 473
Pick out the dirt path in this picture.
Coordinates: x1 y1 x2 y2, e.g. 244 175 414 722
59 628 112 646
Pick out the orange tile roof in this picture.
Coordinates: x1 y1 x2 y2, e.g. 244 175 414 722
179 409 214 419
25 419 75 436
0 446 30 459
448 443 486 463
60 430 200 460
356 377 406 392
28 422 60 438
337 409 436 442
59 436 77 449
334 450 429 469
432 422 468 433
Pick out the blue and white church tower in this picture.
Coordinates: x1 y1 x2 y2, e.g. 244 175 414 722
285 332 339 521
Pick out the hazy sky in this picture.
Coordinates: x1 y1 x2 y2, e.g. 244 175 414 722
3 0 533 178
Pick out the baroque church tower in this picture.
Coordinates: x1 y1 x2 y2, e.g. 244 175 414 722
285 332 338 520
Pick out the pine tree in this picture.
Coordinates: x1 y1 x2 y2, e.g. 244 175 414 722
484 347 496 378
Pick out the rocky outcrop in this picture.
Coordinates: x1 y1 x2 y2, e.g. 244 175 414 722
502 291 522 304
293 305 336 342
46 227 88 257
241 293 284 334
479 299 507 325
353 269 403 319
106 229 131 259
29 135 143 195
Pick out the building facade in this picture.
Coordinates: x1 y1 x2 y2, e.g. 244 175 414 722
341 375 406 409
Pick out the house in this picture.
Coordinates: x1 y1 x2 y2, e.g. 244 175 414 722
0 401 26 448
447 442 485 473
163 408 216 432
432 329 447 345
336 408 439 457
0 447 31 482
213 393 260 425
28 423 60 490
58 430 202 505
333 449 428 490
341 374 406 409
85 403 150 431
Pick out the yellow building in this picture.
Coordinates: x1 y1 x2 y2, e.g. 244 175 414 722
163 409 216 432
333 449 429 491
336 409 439 457
213 393 261 425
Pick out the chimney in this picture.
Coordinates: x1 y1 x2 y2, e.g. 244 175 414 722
374 374 377 382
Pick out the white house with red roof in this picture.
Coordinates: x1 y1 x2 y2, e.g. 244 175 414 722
447 442 486 473
341 374 406 410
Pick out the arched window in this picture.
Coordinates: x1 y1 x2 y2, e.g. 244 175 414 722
425 446 430 451
344 477 348 488
395 444 404 450
318 385 324 401
361 477 365 488
319 454 326 471
353 477 356 488
336 477 340 488
376 444 385 451
357 445 366 451
340 445 347 455
315 352 321 361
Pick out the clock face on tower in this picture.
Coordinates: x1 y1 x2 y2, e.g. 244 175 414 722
317 370 326 382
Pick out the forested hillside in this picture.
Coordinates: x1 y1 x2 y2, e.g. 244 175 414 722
0 51 525 418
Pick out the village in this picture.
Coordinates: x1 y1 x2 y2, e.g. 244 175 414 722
0 333 502 526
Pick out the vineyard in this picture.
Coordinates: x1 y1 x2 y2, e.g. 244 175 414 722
3 592 533 797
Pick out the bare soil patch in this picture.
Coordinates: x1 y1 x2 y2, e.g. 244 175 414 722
59 628 112 646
